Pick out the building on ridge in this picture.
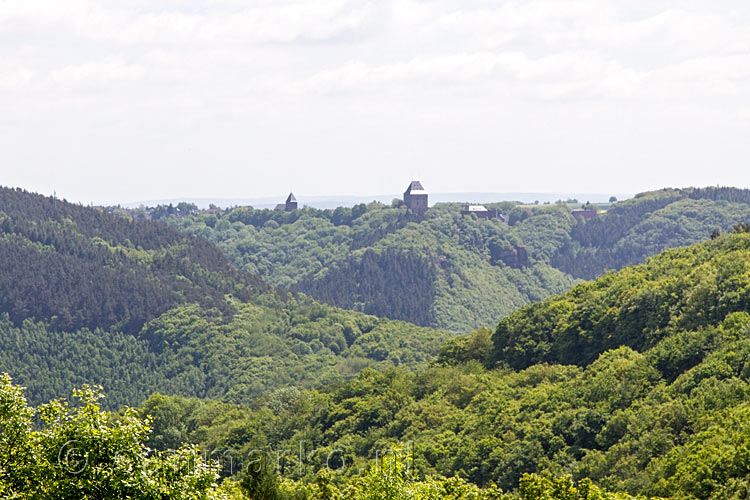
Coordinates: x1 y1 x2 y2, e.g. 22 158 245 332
285 192 298 211
403 181 428 213
275 192 298 211
461 205 500 220
571 209 597 220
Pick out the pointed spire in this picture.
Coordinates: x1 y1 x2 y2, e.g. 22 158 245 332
284 192 298 211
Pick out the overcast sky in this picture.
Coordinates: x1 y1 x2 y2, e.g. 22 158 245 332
1 0 749 205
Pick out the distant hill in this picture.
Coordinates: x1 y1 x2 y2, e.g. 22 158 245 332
168 200 578 332
552 187 750 279
167 187 750 333
137 231 750 500
0 187 449 408
490 222 750 368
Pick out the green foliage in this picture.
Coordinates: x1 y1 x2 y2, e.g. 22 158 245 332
647 402 750 500
490 233 750 369
0 297 448 409
170 202 578 332
518 475 652 500
0 374 34 495
276 448 510 500
240 454 287 500
554 187 750 280
438 328 494 366
6 186 750 499
0 187 267 334
150 329 750 497
131 233 750 500
0 189 450 408
0 374 225 499
340 448 507 500
166 187 750 333
297 249 437 326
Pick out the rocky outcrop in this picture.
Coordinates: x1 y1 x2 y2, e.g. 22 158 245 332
490 244 529 269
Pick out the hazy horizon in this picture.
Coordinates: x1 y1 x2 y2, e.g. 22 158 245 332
119 189 632 210
2 1 749 205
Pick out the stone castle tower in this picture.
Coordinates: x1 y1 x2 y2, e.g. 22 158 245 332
285 193 298 211
403 181 428 213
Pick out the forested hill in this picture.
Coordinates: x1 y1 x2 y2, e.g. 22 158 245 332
0 187 449 408
167 186 750 333
488 223 750 370
168 200 578 333
0 186 268 334
553 186 750 279
137 230 750 500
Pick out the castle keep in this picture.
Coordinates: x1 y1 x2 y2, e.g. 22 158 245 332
403 181 428 213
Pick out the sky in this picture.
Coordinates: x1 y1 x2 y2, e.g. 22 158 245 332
1 0 749 205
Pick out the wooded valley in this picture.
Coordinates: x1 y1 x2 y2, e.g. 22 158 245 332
3 186 750 499
167 187 750 332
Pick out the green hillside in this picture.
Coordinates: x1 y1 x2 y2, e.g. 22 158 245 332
167 186 750 333
0 187 449 408
132 231 750 500
169 201 578 332
491 223 750 369
0 375 648 500
5 186 750 498
552 187 750 279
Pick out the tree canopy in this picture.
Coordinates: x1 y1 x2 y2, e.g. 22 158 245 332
0 187 450 409
126 232 750 500
165 187 750 332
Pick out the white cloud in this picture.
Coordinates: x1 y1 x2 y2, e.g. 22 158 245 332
1 0 749 202
0 0 380 45
0 67 34 91
50 58 145 89
3 0 746 104
286 50 642 102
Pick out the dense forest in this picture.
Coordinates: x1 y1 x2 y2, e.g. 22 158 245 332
5 186 750 499
0 187 449 408
167 200 578 332
0 187 267 334
552 187 750 279
121 231 750 500
166 187 750 332
1 374 657 499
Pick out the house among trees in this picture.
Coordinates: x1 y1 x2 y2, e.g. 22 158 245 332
275 192 298 211
572 208 598 220
403 181 428 213
461 205 500 220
